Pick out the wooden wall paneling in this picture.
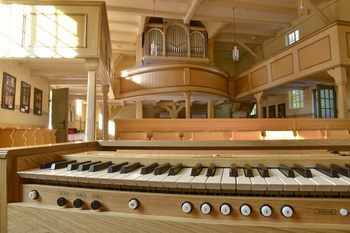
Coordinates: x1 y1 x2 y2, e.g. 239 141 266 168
271 54 294 81
298 36 331 70
235 76 249 94
42 129 51 144
251 66 268 88
49 129 57 143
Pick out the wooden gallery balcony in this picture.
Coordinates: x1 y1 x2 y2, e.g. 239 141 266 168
114 62 232 102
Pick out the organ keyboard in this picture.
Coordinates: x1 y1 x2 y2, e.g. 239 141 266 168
3 140 350 232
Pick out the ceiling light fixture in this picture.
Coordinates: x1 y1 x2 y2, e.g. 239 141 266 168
232 7 239 61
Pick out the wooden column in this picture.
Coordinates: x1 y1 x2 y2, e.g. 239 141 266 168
135 35 143 66
207 100 214 118
208 39 214 65
102 85 109 140
183 91 191 119
0 159 7 233
85 58 99 141
254 92 263 118
136 100 143 119
328 67 348 118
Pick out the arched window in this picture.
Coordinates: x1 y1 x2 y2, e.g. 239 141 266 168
166 24 188 56
190 32 204 57
148 28 163 56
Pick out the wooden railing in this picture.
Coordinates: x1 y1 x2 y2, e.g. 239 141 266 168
114 62 231 99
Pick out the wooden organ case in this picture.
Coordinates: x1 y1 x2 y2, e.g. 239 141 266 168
2 139 350 232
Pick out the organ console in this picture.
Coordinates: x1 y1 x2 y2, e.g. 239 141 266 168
2 139 350 232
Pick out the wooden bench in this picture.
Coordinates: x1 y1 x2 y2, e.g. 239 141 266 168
264 130 295 140
118 132 149 140
325 129 350 139
190 132 226 141
231 131 263 140
151 132 181 140
296 130 324 139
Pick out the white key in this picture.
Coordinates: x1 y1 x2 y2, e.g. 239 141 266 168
293 172 317 191
264 169 284 191
110 168 143 185
269 169 299 191
55 170 78 182
149 171 169 187
176 168 195 189
250 169 267 191
98 171 122 184
17 168 42 179
311 169 350 192
122 169 144 186
162 168 187 188
206 168 223 190
339 174 350 191
66 170 90 183
87 169 109 184
35 168 68 180
236 168 251 190
136 173 156 187
191 168 208 189
309 169 333 192
221 168 236 190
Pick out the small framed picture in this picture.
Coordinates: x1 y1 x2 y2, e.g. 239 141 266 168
20 81 31 113
33 88 42 115
269 105 276 118
278 103 286 118
1 72 16 110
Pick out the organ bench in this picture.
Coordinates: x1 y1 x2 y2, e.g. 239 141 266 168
1 139 350 232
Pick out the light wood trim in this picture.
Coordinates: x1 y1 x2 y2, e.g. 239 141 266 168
8 203 349 233
271 53 294 80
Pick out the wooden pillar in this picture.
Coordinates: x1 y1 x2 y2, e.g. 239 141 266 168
102 85 109 140
207 100 214 118
85 58 99 141
328 67 348 118
135 35 143 66
0 159 7 233
183 91 191 119
254 92 263 118
136 100 143 119
208 39 214 65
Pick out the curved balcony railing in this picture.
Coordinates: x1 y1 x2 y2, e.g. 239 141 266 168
114 62 231 99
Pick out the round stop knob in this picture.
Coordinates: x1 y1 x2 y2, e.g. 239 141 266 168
57 197 67 207
73 198 84 208
91 200 101 210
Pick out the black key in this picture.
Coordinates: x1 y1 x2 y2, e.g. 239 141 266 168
278 164 295 178
107 162 128 173
67 161 92 171
40 160 66 169
191 163 203 176
206 163 216 177
141 162 158 175
121 162 141 174
78 161 101 172
315 164 338 178
89 161 113 172
50 160 77 170
256 164 269 178
243 164 253 177
331 164 350 178
229 164 238 177
154 163 171 175
168 163 183 176
293 164 312 178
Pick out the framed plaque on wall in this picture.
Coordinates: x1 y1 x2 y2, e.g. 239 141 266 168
1 72 16 110
33 88 42 115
